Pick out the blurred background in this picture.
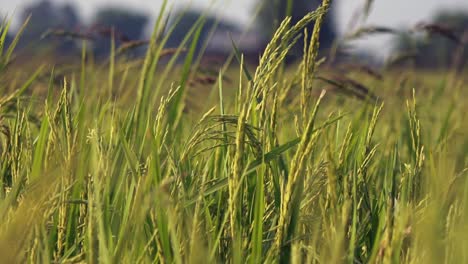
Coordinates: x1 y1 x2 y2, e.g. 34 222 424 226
1 0 468 68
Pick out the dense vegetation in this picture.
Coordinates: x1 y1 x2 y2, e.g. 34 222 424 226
0 0 467 263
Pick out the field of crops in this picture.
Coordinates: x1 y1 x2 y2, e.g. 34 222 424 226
1 1 467 263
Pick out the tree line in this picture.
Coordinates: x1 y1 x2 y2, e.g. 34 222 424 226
1 0 468 69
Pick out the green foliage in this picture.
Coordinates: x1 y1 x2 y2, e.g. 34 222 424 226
0 2 467 264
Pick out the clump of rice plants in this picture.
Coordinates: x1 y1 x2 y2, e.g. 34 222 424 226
0 0 467 263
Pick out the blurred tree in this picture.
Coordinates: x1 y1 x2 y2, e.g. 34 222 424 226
0 18 13 48
5 33 12 46
255 0 337 62
165 9 239 58
90 8 149 57
19 0 81 53
393 10 468 69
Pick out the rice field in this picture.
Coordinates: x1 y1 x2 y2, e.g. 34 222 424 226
0 1 467 263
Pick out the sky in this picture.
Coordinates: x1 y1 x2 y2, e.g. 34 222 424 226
1 0 468 56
